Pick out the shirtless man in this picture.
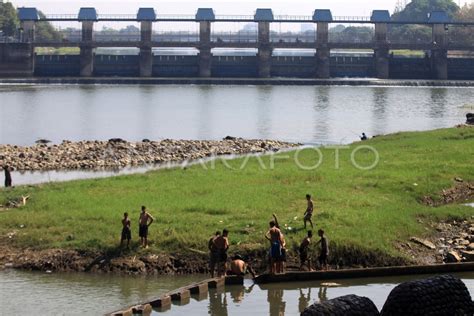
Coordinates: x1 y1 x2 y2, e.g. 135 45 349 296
315 229 329 271
304 194 314 229
229 254 256 278
139 206 154 248
299 230 313 271
208 231 220 277
120 212 131 248
213 229 229 277
265 220 282 274
271 214 286 274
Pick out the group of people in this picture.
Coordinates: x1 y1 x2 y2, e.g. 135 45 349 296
208 194 329 277
120 206 154 249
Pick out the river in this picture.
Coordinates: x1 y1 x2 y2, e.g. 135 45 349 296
1 84 473 146
1 83 474 315
0 269 472 315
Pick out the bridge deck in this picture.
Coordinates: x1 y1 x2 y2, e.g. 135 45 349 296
31 41 474 51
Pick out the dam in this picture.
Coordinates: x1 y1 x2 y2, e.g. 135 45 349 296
1 7 474 79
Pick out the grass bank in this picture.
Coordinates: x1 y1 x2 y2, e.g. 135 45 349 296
1 127 473 267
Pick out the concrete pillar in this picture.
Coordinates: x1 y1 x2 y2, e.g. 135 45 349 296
198 21 212 77
316 22 330 79
257 21 272 78
20 21 36 43
374 23 389 79
0 43 35 77
431 24 448 80
139 21 153 77
80 21 94 77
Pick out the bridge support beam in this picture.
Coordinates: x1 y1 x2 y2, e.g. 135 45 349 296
257 21 272 78
139 21 153 77
198 21 212 77
316 22 330 79
374 23 389 79
431 24 448 80
20 21 36 43
80 21 95 77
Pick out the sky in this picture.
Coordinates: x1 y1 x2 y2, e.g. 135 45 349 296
7 0 471 16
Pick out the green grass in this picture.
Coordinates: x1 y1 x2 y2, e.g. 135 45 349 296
390 50 425 57
35 47 80 55
1 127 473 262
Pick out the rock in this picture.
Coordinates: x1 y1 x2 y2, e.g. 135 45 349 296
410 237 436 250
468 243 474 251
302 294 379 316
446 250 462 263
223 136 236 141
108 138 126 143
35 139 51 144
467 113 474 125
454 177 464 182
461 250 474 261
381 275 473 316
455 238 470 246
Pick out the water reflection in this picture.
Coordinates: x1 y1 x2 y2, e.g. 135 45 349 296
371 87 388 136
298 288 311 313
429 88 448 124
268 288 286 316
209 289 228 316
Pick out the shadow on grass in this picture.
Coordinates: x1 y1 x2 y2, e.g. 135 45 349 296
184 207 228 215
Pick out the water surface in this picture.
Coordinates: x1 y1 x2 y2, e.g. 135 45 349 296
1 84 473 146
0 269 472 316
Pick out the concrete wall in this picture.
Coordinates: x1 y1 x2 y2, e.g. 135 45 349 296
0 43 35 77
29 53 474 80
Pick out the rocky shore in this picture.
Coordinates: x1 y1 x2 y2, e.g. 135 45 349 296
0 138 299 171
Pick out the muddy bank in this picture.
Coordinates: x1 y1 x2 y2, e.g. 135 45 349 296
422 180 474 206
1 218 472 275
0 243 411 276
0 138 299 171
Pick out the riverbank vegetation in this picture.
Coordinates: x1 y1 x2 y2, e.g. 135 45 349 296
0 127 473 267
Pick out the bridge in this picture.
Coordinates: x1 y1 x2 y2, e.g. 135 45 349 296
1 7 474 79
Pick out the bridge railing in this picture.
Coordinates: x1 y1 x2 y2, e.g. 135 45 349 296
274 15 313 21
270 33 315 43
215 15 254 21
152 32 199 42
332 16 371 22
211 31 258 43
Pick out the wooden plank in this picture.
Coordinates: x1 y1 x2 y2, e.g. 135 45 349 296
254 262 474 284
188 282 208 295
149 295 171 308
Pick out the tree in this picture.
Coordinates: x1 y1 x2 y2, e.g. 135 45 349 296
389 0 460 43
392 0 459 21
449 3 474 44
0 2 19 36
35 11 63 41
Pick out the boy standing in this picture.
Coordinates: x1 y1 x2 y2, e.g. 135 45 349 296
265 220 282 274
208 231 221 277
213 229 229 277
299 230 313 271
304 194 314 229
120 212 131 248
139 206 154 248
316 229 329 271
